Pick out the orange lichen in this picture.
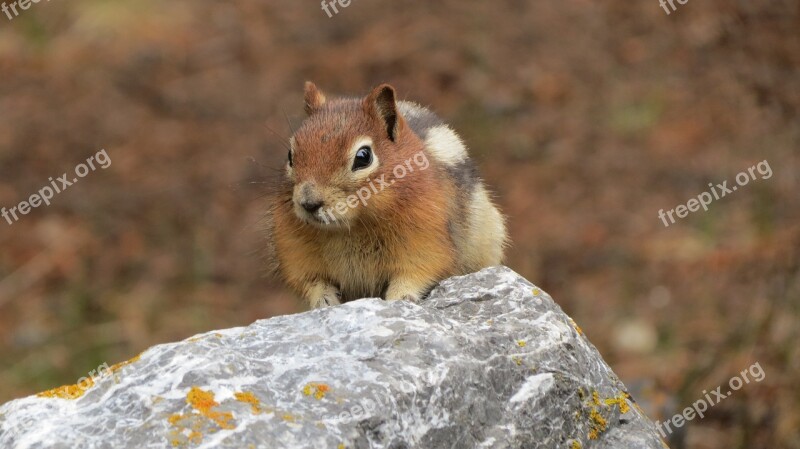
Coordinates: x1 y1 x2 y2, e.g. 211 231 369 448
569 318 584 336
302 383 330 400
109 353 142 374
234 391 263 414
167 413 183 425
187 431 202 443
36 353 142 400
167 412 204 447
186 387 235 429
282 413 296 422
36 377 95 399
187 387 217 414
167 386 237 446
39 354 142 400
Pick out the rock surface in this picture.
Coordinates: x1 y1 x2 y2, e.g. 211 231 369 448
0 267 666 449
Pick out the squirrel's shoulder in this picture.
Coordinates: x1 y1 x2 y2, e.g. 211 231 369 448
399 101 478 191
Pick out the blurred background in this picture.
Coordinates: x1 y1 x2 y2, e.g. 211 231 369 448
0 0 798 447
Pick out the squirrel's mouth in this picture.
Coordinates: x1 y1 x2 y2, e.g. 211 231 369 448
294 206 349 230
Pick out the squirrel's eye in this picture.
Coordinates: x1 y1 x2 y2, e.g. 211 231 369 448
352 146 373 171
288 149 293 167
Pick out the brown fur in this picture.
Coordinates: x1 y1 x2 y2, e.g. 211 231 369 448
264 83 507 308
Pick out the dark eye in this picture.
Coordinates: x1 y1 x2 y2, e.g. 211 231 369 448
288 150 293 167
352 146 373 171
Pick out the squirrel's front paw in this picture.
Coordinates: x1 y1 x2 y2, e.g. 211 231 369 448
307 283 342 309
385 280 424 303
386 293 420 303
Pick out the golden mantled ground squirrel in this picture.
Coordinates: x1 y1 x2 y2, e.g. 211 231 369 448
264 82 508 308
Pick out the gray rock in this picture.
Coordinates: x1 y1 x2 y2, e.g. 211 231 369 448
0 266 667 449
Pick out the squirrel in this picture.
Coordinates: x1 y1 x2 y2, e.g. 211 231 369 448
264 82 508 308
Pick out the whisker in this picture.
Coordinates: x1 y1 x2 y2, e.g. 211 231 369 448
263 122 292 152
283 109 296 136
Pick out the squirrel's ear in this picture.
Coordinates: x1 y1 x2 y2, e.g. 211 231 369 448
304 81 327 115
365 84 404 142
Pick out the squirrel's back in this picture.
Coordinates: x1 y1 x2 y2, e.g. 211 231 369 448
398 101 507 273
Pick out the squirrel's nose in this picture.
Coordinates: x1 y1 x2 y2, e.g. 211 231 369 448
301 200 324 213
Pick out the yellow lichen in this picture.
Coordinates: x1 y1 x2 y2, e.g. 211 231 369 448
517 340 527 347
282 413 296 422
302 383 330 400
570 440 582 449
604 394 631 414
338 444 346 449
234 391 263 414
588 407 608 439
583 390 631 440
512 356 523 366
532 288 541 296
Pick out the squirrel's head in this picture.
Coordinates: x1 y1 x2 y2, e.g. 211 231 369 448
284 82 428 229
